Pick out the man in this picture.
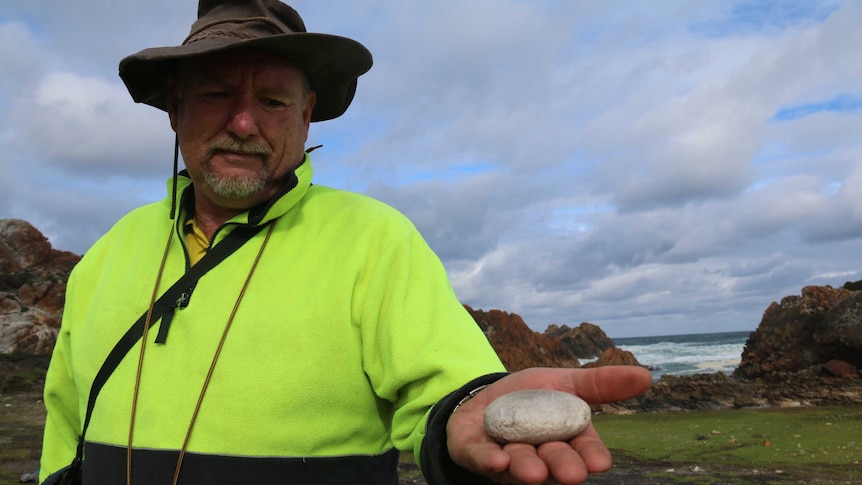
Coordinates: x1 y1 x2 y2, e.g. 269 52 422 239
40 1 651 484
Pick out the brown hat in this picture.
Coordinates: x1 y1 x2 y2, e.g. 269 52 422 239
119 0 373 122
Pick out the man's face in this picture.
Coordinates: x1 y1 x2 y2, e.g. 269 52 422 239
168 48 316 210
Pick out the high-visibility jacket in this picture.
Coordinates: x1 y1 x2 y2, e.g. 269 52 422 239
41 156 506 484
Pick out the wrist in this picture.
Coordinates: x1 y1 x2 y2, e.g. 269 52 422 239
452 384 489 414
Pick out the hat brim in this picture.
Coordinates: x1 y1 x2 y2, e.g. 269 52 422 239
119 33 372 122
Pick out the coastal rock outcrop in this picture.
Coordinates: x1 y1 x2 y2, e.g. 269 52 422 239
465 306 582 371
601 371 862 414
465 307 648 373
734 284 862 379
0 219 79 354
813 290 862 371
544 322 614 359
583 347 641 368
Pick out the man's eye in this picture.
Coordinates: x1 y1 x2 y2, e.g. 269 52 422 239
263 98 287 108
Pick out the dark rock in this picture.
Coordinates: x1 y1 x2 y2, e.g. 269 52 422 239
465 306 581 372
821 359 859 378
465 307 650 374
734 285 854 379
0 219 79 354
814 291 862 367
0 219 54 274
842 279 862 291
0 352 51 393
638 372 747 411
583 348 642 368
598 372 862 414
544 322 614 359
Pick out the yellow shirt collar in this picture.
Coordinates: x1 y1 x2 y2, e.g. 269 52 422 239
184 217 209 266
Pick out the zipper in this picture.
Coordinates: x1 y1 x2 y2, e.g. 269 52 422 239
154 288 193 344
155 216 242 344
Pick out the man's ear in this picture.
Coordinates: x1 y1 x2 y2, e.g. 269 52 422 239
303 91 317 128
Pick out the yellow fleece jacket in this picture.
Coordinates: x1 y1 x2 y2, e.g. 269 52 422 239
40 156 505 483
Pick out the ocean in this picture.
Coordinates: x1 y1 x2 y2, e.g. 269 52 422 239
608 331 752 380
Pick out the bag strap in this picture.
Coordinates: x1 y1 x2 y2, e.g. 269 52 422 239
72 222 269 461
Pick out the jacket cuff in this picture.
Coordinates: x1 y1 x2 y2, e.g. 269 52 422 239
420 372 509 485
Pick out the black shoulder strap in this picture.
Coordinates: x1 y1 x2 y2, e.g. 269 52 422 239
73 222 268 460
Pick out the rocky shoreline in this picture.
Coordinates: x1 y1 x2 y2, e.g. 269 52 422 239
601 371 862 414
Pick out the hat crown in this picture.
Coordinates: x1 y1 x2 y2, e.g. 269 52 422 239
185 0 306 45
119 0 373 121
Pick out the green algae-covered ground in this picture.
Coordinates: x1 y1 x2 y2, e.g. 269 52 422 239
592 406 862 484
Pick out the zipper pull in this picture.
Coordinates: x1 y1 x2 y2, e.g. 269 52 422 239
155 289 193 344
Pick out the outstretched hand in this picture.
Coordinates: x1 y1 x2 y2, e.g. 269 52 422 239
446 366 652 484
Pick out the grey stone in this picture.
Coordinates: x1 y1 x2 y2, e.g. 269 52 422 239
484 389 591 445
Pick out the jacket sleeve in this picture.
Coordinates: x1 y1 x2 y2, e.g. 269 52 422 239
40 270 84 483
354 219 507 474
420 373 509 485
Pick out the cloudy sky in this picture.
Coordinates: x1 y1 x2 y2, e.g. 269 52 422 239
2 1 860 338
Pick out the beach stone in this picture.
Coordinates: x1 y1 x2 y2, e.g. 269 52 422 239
484 390 591 445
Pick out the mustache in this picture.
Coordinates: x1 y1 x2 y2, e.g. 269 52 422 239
207 138 272 159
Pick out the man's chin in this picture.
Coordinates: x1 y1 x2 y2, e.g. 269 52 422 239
215 187 263 202
201 180 266 207
204 172 264 197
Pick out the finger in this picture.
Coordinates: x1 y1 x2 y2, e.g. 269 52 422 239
596 365 653 403
474 366 652 406
569 425 612 473
458 439 512 475
559 366 653 404
537 441 588 485
446 417 511 474
504 442 550 484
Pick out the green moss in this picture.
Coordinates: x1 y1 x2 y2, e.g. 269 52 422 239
594 406 862 482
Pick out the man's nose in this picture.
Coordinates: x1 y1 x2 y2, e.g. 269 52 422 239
226 97 260 139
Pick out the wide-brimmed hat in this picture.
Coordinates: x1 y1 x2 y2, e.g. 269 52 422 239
119 0 373 122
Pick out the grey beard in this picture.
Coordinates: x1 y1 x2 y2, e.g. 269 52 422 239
202 138 272 200
202 166 269 200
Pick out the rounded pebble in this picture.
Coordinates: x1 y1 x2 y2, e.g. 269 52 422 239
483 389 591 445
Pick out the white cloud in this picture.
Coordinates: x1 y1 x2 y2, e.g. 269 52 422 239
801 162 862 242
2 0 861 336
15 71 172 176
0 21 43 97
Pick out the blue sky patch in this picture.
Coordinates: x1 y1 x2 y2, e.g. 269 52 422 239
774 94 862 120
691 0 840 37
